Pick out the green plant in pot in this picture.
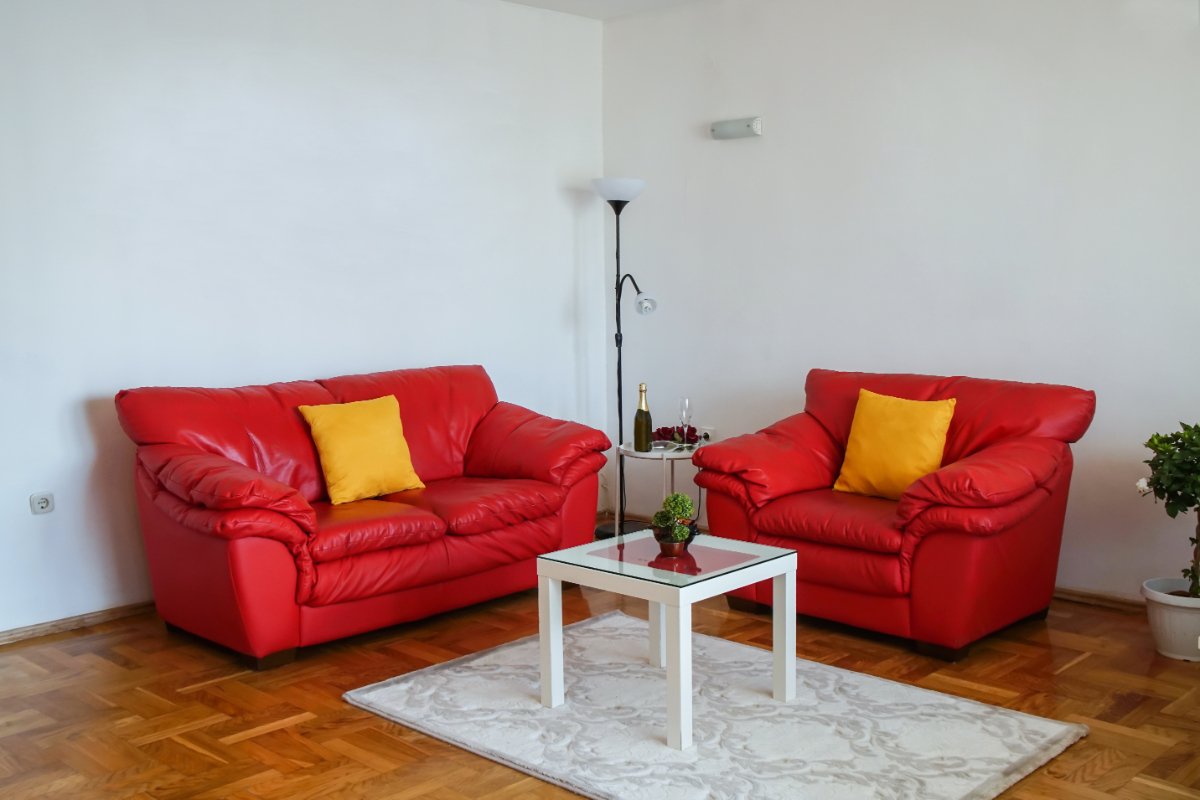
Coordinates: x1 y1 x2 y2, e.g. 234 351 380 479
652 492 699 557
1137 422 1200 660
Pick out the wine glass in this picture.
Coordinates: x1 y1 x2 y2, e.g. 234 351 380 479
678 397 692 448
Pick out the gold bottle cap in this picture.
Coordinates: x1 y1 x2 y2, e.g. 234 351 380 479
639 383 647 391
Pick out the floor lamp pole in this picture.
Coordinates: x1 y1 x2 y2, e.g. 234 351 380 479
591 177 651 541
610 199 629 537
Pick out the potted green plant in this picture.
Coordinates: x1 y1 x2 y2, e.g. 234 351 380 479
1137 422 1200 661
651 492 699 558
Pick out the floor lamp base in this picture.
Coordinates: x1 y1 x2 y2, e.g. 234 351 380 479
594 519 651 540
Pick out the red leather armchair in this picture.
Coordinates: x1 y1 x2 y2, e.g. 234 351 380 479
693 369 1095 658
116 365 610 667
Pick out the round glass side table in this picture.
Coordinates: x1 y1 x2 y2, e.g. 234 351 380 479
618 441 704 501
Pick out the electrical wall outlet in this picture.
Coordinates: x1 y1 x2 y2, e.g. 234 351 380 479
29 492 54 515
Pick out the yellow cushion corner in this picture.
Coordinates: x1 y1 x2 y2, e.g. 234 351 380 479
298 395 424 505
833 389 956 501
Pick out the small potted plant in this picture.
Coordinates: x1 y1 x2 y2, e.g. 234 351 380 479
651 492 699 558
1137 422 1200 661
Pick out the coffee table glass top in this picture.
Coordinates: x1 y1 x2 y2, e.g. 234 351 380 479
538 530 792 588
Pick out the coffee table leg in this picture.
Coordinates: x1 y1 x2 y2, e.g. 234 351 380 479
772 569 796 702
649 601 666 667
539 575 564 707
666 602 693 749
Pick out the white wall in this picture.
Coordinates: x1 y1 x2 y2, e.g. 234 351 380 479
0 0 605 631
603 0 1200 600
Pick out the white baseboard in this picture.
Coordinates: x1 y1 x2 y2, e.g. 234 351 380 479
0 586 1143 650
1052 587 1143 612
0 602 155 647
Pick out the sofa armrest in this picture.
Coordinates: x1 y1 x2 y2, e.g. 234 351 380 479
135 466 315 605
691 412 841 508
896 438 1068 534
137 444 317 535
694 470 757 513
464 402 612 487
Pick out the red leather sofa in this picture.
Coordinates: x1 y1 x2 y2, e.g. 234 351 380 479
693 369 1096 658
115 365 610 667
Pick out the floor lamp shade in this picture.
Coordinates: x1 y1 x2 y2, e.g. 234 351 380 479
592 178 646 203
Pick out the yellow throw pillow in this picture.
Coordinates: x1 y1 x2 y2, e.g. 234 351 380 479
298 395 424 505
833 389 956 501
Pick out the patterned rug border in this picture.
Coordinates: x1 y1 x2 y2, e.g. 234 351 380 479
344 611 1087 800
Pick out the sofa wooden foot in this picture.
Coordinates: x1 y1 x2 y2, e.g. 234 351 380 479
1027 606 1050 621
726 596 770 615
164 622 295 670
245 649 297 671
914 641 971 662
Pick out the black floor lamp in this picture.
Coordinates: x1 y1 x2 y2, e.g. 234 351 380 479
592 177 657 539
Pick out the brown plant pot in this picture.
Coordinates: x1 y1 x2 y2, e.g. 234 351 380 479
657 539 688 558
653 524 698 558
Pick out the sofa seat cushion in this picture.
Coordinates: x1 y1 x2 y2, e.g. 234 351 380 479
307 516 560 605
309 500 446 563
753 490 902 554
756 533 907 597
385 477 566 536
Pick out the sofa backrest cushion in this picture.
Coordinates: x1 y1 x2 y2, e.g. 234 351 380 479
115 380 335 502
804 369 1096 463
935 376 1096 462
805 371 948 449
318 365 499 482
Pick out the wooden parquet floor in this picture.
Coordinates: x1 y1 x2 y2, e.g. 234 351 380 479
0 589 1197 799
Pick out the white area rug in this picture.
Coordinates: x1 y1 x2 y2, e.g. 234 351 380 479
345 612 1085 800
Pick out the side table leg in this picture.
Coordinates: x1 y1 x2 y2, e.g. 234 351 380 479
649 601 666 667
772 569 796 702
666 602 693 749
539 575 564 707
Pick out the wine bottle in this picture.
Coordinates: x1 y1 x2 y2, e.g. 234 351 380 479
634 383 653 452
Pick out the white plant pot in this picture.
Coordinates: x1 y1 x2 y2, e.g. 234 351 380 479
1142 578 1200 661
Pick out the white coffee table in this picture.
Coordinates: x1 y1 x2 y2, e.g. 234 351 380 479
536 530 797 750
